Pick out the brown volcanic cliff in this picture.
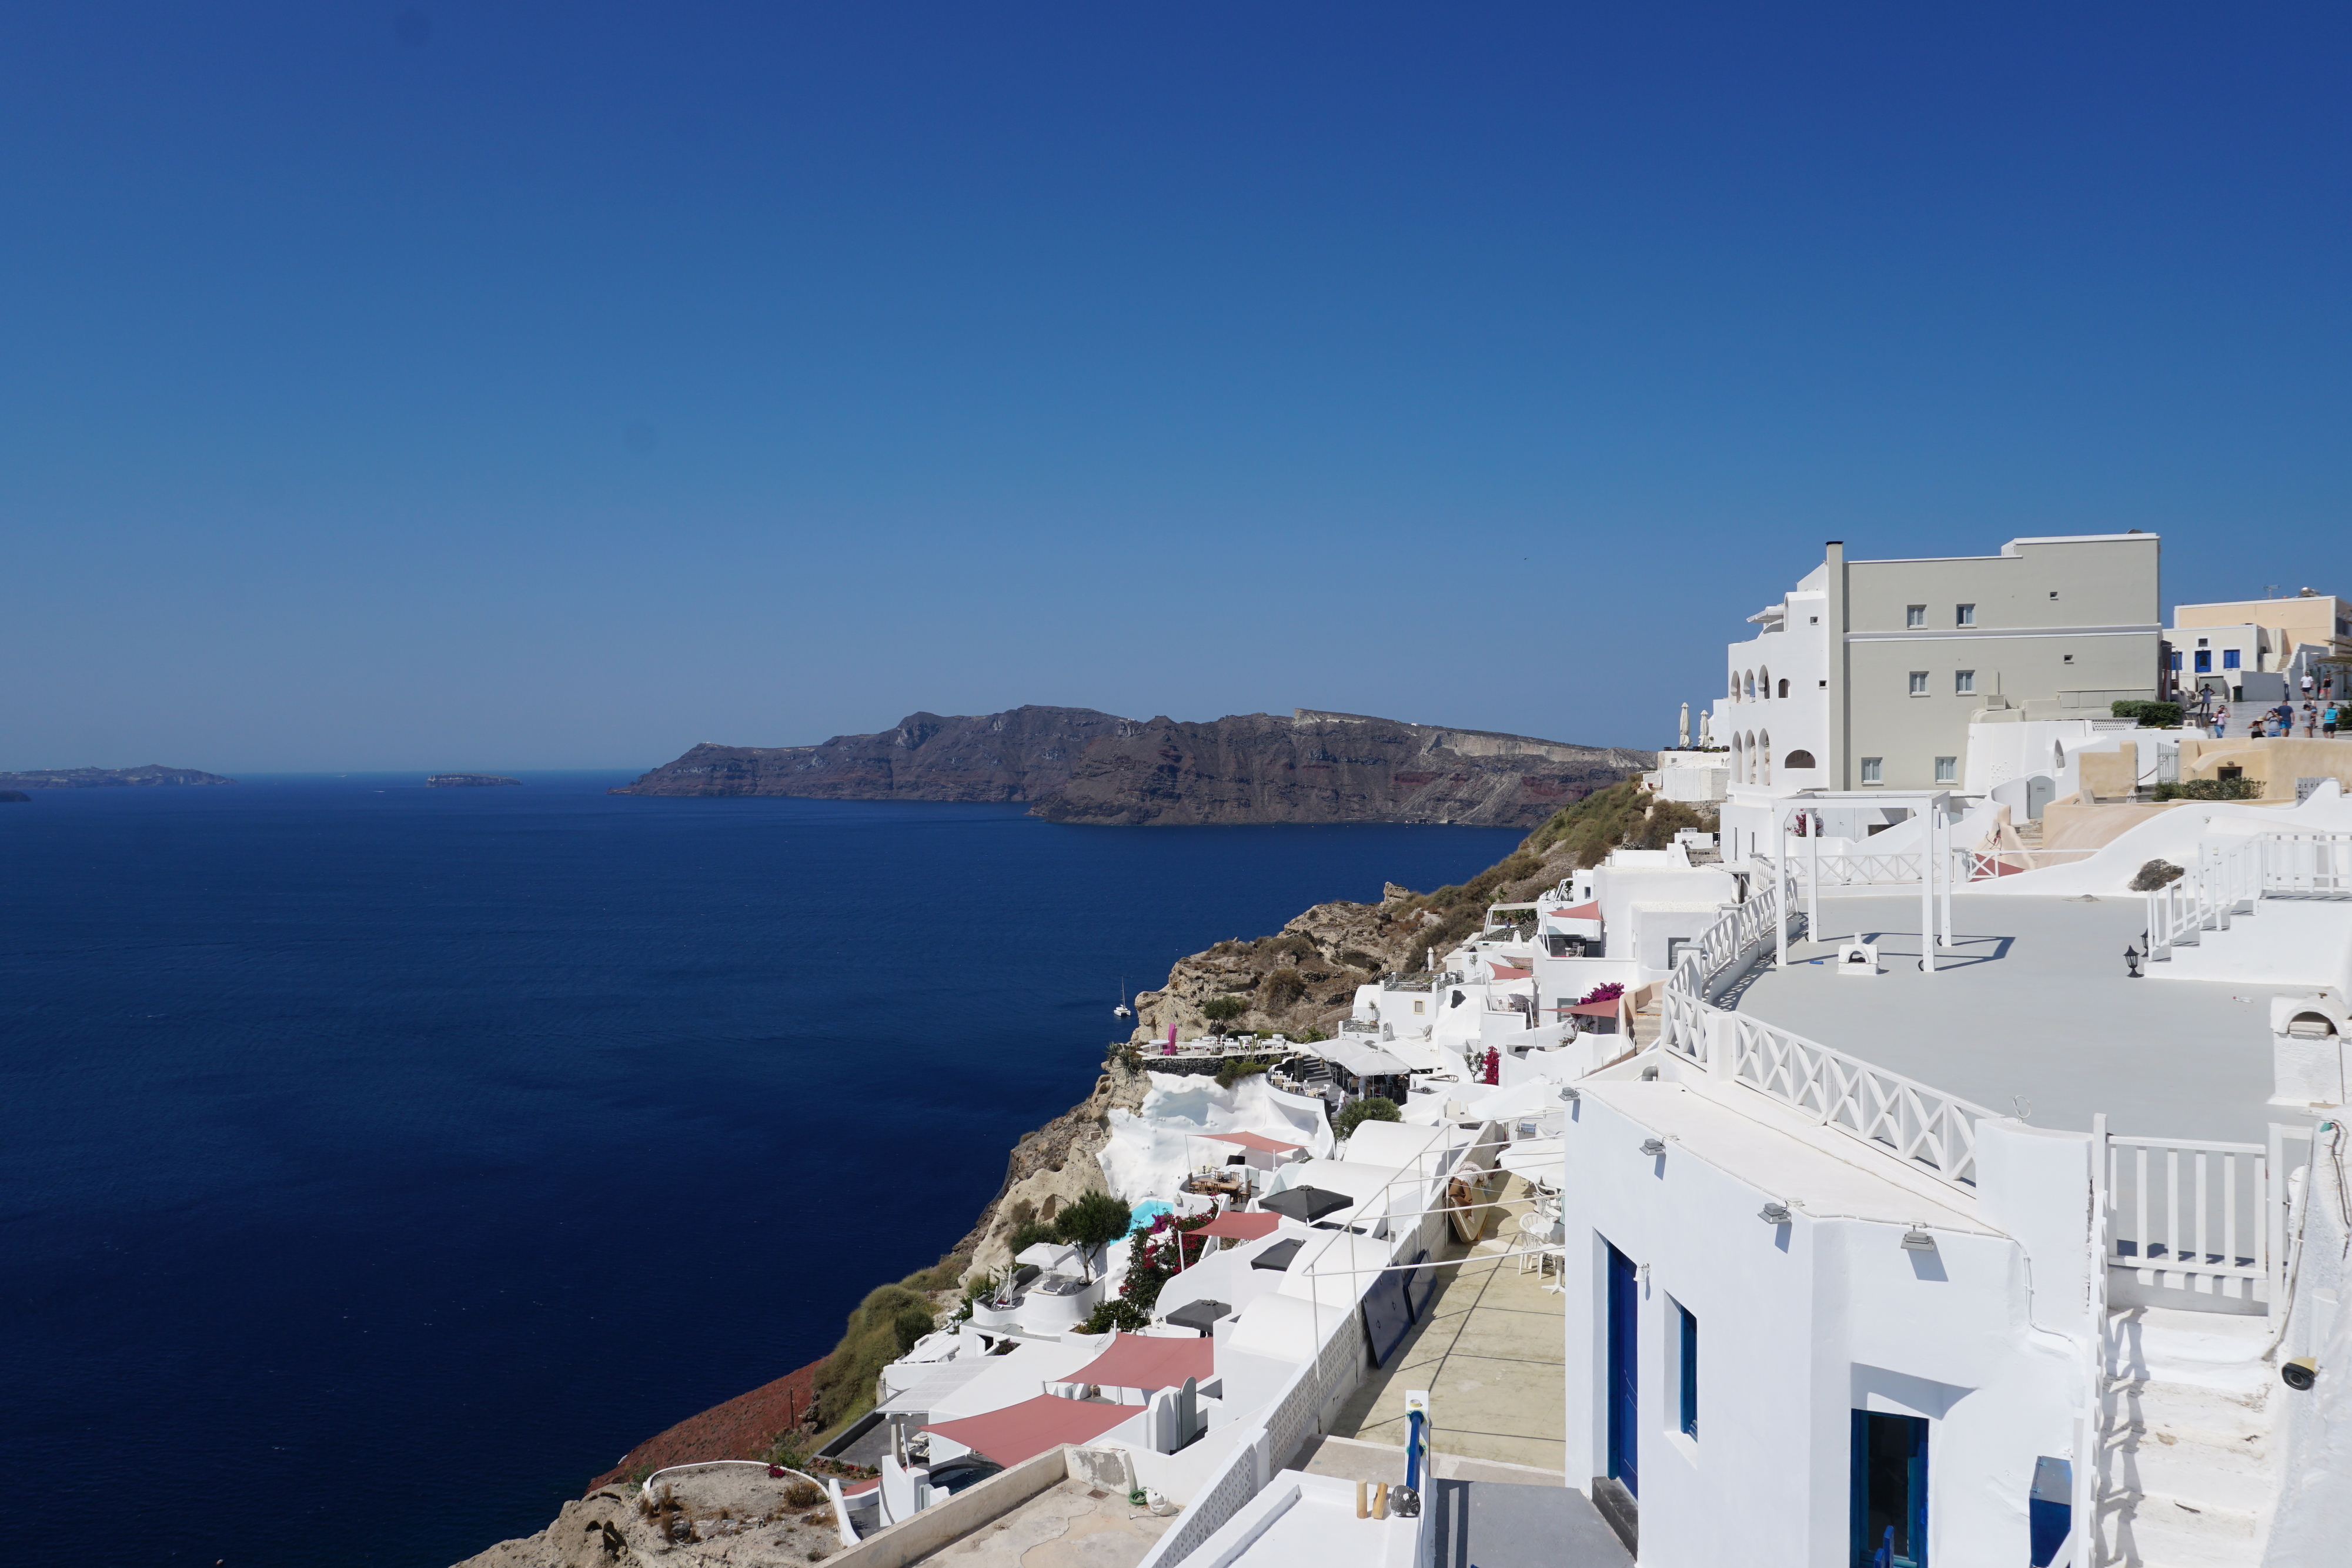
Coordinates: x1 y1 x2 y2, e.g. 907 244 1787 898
614 706 1648 829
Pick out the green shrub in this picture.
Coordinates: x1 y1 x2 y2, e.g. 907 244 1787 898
2130 859 2186 892
1201 997 1247 1028
891 1303 936 1353
1007 1218 1056 1255
2153 776 2263 801
1080 1296 1152 1334
1289 1025 1330 1043
1335 1096 1402 1139
1214 1057 1270 1090
810 1281 937 1431
2113 699 2184 729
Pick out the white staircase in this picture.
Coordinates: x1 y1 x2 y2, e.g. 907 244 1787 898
2096 1306 2277 1567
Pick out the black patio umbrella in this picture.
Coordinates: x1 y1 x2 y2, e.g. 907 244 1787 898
1260 1185 1352 1223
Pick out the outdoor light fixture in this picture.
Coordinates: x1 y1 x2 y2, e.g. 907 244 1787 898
1901 1225 1936 1251
2283 1358 2318 1391
1641 1138 1666 1156
1559 1085 1581 1102
1759 1201 1792 1225
2124 943 2143 979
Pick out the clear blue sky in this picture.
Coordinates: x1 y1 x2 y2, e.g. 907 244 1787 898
6 5 2348 773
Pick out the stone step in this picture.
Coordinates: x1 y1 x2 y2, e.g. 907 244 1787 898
2100 1489 2261 1567
2100 1423 2276 1515
2107 1378 2272 1445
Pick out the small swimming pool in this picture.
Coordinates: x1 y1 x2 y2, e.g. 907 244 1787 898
1128 1199 1174 1235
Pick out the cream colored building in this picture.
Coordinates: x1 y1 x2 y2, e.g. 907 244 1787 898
1710 533 2163 794
2169 591 2352 690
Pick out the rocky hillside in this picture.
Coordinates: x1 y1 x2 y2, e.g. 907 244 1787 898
0 764 234 788
1128 780 1718 1042
614 706 1649 829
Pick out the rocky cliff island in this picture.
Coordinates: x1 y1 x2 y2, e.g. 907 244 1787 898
613 706 1649 828
427 773 522 788
0 764 235 788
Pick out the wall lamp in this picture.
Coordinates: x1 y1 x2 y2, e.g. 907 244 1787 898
2124 943 2143 979
1900 1225 1936 1251
1640 1138 1667 1156
1559 1086 1581 1102
1759 1202 1793 1225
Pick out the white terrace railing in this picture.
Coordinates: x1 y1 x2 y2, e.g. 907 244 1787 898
2146 831 2352 960
1659 859 1995 1191
2102 1125 2313 1308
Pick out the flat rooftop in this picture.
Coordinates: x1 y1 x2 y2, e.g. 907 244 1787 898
903 1475 1170 1567
1327 1174 1566 1473
1735 893 2300 1145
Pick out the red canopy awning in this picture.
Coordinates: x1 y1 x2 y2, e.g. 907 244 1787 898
1064 1332 1215 1392
1195 1130 1303 1154
1489 964 1532 979
922 1395 1145 1467
1568 999 1621 1017
1196 1210 1282 1242
1549 901 1602 921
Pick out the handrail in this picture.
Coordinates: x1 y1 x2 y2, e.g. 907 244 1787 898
1660 856 1994 1191
2147 832 2352 959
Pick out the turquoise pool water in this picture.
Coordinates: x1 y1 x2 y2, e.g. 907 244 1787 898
1129 1199 1174 1233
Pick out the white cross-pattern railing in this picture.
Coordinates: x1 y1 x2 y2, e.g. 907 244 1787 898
2104 1136 2269 1303
1721 1010 1992 1186
2146 832 2352 959
1656 858 1991 1191
1811 851 1923 885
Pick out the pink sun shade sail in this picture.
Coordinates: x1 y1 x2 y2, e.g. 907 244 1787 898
1550 901 1602 922
922 1395 1145 1467
1195 1211 1282 1242
1064 1332 1215 1393
1568 1000 1621 1017
1488 964 1532 979
1195 1130 1302 1154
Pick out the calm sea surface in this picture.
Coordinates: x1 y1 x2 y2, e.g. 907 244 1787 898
0 775 1521 1567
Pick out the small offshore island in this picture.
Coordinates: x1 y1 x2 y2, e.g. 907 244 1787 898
0 764 235 788
427 773 522 788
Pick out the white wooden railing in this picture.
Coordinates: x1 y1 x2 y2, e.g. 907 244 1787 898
2146 832 2352 959
2104 1136 2268 1303
1659 860 1994 1191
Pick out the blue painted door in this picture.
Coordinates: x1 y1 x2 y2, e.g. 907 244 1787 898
1606 1242 1638 1497
1850 1410 1929 1567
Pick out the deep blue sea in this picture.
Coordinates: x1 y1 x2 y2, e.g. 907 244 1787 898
0 775 1521 1567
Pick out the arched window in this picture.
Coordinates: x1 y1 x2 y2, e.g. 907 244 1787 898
1759 729 1772 785
1784 749 1817 770
1759 665 1772 699
1744 671 1756 701
1731 733 1745 778
1729 670 1739 700
1743 731 1758 784
1778 678 1789 698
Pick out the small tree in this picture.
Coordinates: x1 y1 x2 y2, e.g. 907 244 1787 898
1201 997 1248 1032
892 1303 936 1354
1335 1096 1402 1141
2130 859 2186 892
1052 1190 1134 1282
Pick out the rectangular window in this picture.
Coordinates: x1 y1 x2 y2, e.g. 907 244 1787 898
1955 603 1975 626
2169 651 2181 671
1908 671 1928 695
1905 604 1925 627
1935 756 1957 783
2029 1456 2073 1567
1674 1300 1699 1439
1412 999 1424 1015
2195 650 2212 672
1860 757 1883 785
2224 648 2241 670
1955 670 1975 694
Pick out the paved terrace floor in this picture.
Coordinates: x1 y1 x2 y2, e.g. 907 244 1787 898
1324 1174 1566 1473
1734 892 2309 1146
903 1476 1170 1567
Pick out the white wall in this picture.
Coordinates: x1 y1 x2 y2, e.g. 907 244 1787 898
1559 1090 2083 1568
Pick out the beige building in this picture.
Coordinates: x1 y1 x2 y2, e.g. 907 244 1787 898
1710 533 2163 794
2170 591 2352 690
